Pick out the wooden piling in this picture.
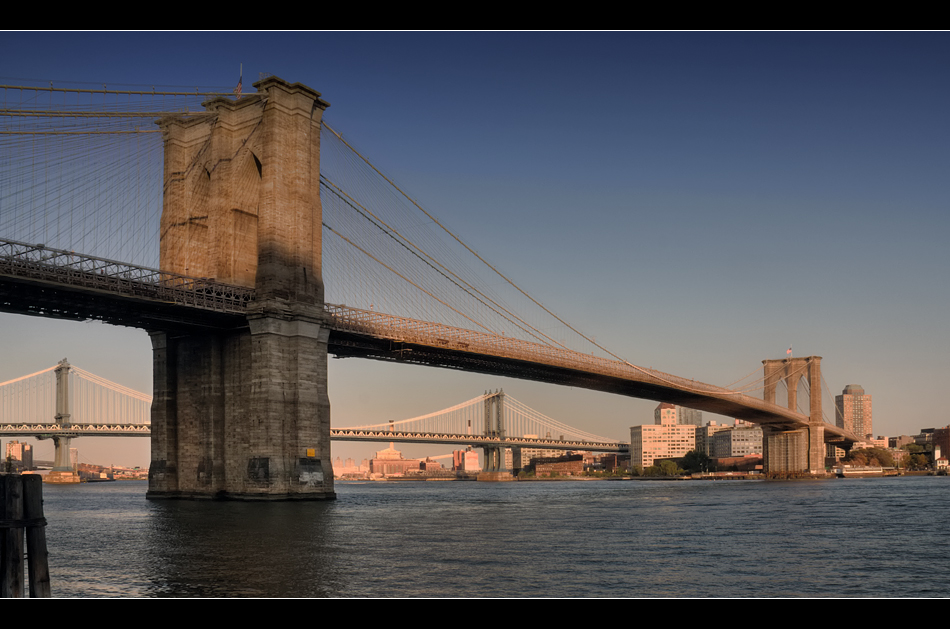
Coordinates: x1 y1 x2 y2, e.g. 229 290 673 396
23 475 50 597
0 474 50 597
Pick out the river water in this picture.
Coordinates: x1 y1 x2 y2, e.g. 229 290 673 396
38 476 949 597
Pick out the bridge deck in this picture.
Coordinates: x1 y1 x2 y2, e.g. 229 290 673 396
0 240 861 444
0 423 627 451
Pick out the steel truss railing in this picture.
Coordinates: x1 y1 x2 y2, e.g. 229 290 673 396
0 423 151 436
330 428 625 451
0 238 254 314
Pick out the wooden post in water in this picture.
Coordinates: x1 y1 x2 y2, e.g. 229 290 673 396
1 474 23 596
0 474 50 597
23 475 50 597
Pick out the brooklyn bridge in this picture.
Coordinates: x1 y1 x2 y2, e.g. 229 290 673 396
0 78 863 499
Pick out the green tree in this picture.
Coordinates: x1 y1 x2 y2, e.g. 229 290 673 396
681 450 712 473
844 447 894 468
658 460 681 476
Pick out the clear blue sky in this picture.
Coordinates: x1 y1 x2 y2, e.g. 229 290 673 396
2 32 948 467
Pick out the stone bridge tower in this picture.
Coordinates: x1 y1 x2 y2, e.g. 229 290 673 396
761 356 826 476
148 78 334 500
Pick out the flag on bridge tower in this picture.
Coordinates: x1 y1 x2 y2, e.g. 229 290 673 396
787 346 792 357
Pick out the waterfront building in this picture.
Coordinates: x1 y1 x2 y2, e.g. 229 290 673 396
836 384 872 439
889 435 915 449
891 448 909 467
370 443 420 476
534 454 584 476
828 443 846 460
697 420 758 456
420 457 443 472
4 440 33 472
597 453 629 472
933 426 950 463
711 425 763 458
515 435 553 470
696 421 730 456
630 412 697 468
503 447 513 470
452 448 481 472
914 428 934 448
333 456 369 478
935 444 948 472
710 455 763 473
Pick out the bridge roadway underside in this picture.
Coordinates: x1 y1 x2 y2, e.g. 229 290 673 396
0 279 853 445
0 276 248 330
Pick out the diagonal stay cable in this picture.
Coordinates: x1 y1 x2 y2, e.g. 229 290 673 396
320 175 568 349
323 122 754 396
323 123 617 352
323 221 495 335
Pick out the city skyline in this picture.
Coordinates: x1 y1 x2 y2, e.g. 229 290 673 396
2 32 949 467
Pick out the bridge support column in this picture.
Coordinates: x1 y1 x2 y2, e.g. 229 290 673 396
761 356 828 477
148 77 334 500
478 390 514 481
146 311 334 500
46 359 78 484
45 437 79 484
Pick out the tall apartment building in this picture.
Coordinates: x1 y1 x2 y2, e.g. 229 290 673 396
653 403 703 427
630 405 697 468
654 403 677 425
676 406 703 427
836 384 873 439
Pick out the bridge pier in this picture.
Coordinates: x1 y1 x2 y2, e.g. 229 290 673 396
477 390 514 481
147 77 334 500
147 318 332 500
45 436 79 484
45 359 78 484
761 356 828 476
